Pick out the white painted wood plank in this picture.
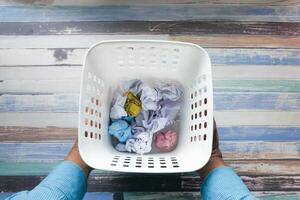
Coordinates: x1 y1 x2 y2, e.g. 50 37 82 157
215 111 300 126
0 48 84 66
0 80 80 93
1 112 300 127
0 35 169 48
0 67 81 80
1 65 300 80
1 48 299 66
213 65 300 80
0 113 78 127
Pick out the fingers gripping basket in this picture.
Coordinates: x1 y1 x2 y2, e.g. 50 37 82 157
78 40 213 173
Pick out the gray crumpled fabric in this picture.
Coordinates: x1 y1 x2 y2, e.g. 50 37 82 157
140 83 161 111
132 82 183 134
111 79 183 154
115 132 152 155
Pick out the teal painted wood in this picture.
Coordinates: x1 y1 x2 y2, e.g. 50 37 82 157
1 92 300 112
0 192 113 200
0 141 298 162
83 193 113 200
0 5 299 22
207 48 300 66
0 48 299 66
3 79 299 94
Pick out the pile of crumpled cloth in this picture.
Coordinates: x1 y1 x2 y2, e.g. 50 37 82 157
108 79 183 154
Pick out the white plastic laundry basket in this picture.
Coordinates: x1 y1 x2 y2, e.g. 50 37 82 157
78 40 213 173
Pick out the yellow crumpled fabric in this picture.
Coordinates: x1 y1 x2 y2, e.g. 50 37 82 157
123 91 142 117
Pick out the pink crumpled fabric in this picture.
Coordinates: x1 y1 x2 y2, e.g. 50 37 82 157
153 130 177 151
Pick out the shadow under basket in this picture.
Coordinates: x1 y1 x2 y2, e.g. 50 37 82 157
78 40 213 173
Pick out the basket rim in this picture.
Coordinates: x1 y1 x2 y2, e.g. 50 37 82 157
83 39 210 64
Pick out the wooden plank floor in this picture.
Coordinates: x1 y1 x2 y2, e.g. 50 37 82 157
0 1 299 199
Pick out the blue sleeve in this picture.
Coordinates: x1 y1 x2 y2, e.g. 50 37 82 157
6 161 87 200
201 166 258 200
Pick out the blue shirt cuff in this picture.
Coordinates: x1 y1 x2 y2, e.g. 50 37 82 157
201 166 257 200
39 160 87 200
6 161 88 200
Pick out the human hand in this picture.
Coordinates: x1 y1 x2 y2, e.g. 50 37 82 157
65 140 93 177
197 119 224 179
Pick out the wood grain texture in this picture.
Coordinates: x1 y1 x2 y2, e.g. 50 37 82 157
214 80 300 92
1 160 299 176
0 48 299 66
172 35 300 48
213 65 300 80
0 174 299 192
1 92 300 112
1 111 300 127
2 79 300 94
0 35 169 48
0 142 298 161
1 192 299 200
0 21 299 36
1 35 299 49
0 5 299 22
124 192 300 200
1 0 299 6
0 127 76 141
2 65 300 80
1 126 300 142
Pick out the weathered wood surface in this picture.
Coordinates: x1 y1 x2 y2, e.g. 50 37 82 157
0 142 299 161
1 66 300 81
1 111 300 127
2 35 300 48
1 92 300 112
1 48 299 66
0 21 299 36
1 191 299 200
1 126 300 142
0 5 300 22
1 0 300 6
0 1 299 198
2 80 300 93
1 174 299 192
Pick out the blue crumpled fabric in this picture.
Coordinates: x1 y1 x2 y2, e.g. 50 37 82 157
108 120 132 142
